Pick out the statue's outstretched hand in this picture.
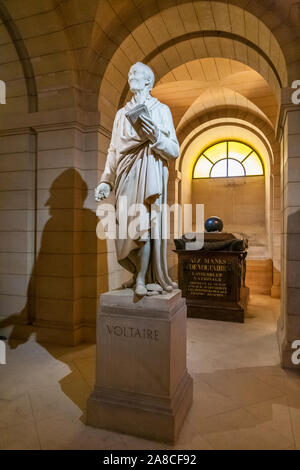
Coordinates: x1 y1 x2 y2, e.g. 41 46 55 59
95 182 111 201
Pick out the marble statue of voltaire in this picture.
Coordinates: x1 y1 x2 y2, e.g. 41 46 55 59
95 62 180 296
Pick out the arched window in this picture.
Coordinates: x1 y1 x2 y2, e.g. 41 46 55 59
193 140 264 179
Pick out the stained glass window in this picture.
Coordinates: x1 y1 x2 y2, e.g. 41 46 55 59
193 140 264 178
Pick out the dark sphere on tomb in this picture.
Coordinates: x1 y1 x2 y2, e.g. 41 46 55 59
205 216 223 232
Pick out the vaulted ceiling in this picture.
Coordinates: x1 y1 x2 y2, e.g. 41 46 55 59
152 58 278 132
0 0 298 149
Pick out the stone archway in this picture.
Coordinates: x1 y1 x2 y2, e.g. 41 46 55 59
98 2 286 132
91 0 300 107
177 111 280 295
95 1 300 368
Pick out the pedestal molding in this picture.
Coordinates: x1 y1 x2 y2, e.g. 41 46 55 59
91 370 192 415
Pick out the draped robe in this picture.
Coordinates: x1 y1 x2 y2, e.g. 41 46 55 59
100 96 179 288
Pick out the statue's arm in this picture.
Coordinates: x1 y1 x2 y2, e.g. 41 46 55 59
150 105 179 161
98 111 120 190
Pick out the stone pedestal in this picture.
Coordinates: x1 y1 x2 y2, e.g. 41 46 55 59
86 289 193 443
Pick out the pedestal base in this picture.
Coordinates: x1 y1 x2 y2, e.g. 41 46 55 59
86 289 193 443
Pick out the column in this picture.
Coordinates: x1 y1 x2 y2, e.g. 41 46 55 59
277 87 300 368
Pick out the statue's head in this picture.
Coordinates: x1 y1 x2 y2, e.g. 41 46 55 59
128 62 155 93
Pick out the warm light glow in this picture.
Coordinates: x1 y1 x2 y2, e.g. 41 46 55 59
210 159 227 178
228 141 253 162
193 140 264 179
204 141 227 163
193 156 213 178
243 151 264 175
228 159 245 177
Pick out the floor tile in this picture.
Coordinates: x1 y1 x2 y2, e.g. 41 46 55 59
0 393 33 429
0 420 41 450
28 382 84 421
195 408 293 450
36 414 125 450
186 378 240 420
1 294 299 450
198 370 284 406
246 395 295 444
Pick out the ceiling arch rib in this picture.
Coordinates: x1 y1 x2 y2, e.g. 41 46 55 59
174 87 273 133
177 111 279 171
94 0 297 90
0 0 91 114
177 108 277 145
99 35 281 130
0 0 295 117
117 30 284 107
97 1 289 125
113 33 282 110
153 58 279 128
0 0 37 112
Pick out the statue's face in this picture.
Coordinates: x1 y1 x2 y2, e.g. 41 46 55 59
128 65 148 93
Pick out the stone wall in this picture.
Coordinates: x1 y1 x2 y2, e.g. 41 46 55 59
278 90 300 368
192 175 266 250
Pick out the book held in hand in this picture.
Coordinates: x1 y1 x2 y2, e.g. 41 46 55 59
125 104 151 137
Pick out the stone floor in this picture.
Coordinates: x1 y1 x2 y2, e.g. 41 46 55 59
0 294 300 450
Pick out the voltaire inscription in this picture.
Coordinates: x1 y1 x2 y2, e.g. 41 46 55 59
183 256 232 298
106 324 160 341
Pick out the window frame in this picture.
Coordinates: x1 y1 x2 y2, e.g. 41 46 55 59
192 139 265 179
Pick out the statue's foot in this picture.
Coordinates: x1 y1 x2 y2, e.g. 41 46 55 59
135 282 147 297
164 285 173 292
171 281 178 289
159 281 173 292
146 283 163 292
146 290 160 296
152 278 173 293
122 276 136 288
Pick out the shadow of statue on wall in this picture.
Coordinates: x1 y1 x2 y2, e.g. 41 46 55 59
0 168 110 418
0 168 108 348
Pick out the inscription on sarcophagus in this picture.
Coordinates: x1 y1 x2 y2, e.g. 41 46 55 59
175 233 249 323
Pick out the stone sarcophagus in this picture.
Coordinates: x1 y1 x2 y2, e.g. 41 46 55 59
175 233 249 323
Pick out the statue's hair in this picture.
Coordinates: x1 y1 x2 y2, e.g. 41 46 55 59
130 62 155 90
